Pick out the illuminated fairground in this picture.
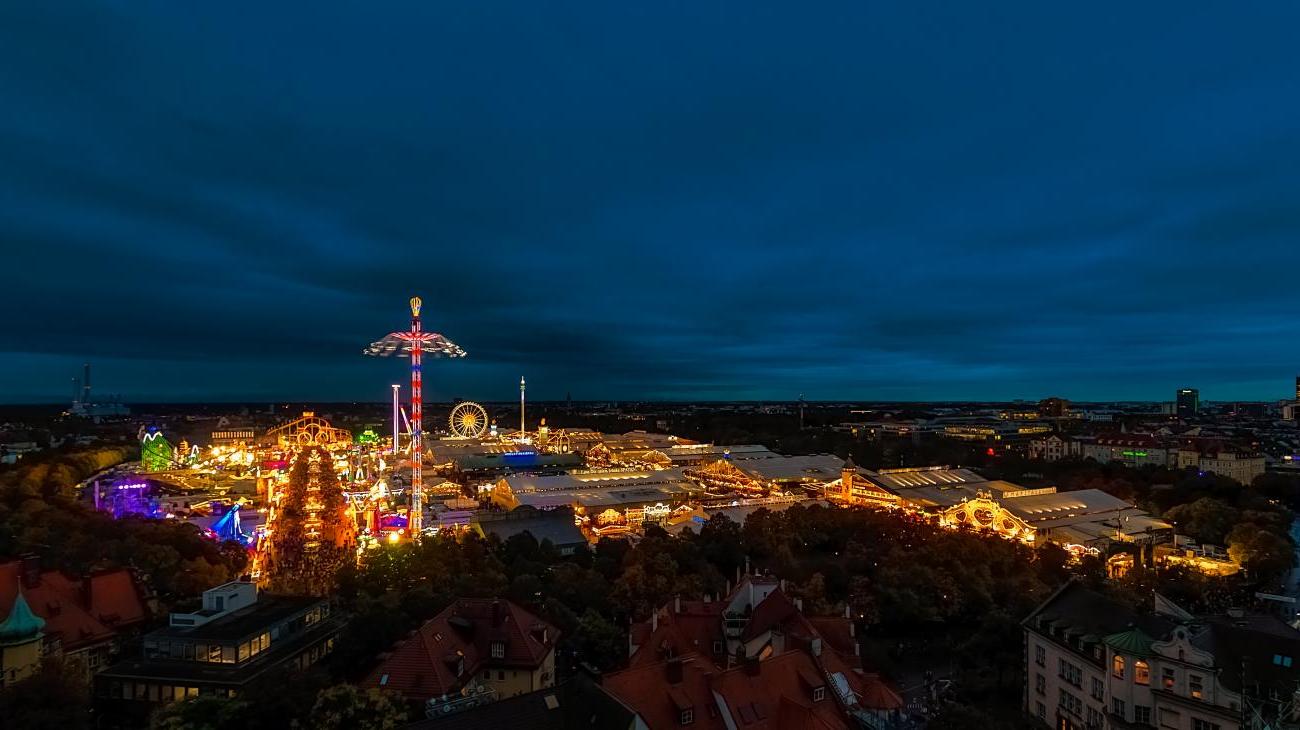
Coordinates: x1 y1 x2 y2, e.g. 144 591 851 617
80 297 1239 584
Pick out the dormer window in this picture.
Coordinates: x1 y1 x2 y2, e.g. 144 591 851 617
491 641 505 659
812 686 826 702
1134 660 1150 685
680 708 694 725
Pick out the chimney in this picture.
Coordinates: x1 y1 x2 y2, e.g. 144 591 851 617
20 554 40 589
810 638 822 657
794 597 803 612
652 610 658 633
674 595 681 614
780 578 786 592
491 600 503 626
666 657 684 684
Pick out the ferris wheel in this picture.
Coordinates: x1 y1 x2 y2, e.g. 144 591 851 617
449 401 489 439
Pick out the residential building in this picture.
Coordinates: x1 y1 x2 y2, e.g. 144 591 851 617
95 580 343 727
0 556 147 681
1029 434 1083 462
362 598 558 712
1023 580 1300 730
1082 436 1176 468
1039 398 1072 418
1182 449 1265 485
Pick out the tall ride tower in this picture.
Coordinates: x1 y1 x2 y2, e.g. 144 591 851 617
520 376 526 436
365 297 466 537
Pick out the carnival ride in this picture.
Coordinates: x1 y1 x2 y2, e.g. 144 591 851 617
265 413 353 447
449 401 489 439
364 296 466 538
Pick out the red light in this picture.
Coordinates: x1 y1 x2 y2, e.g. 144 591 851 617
986 447 996 456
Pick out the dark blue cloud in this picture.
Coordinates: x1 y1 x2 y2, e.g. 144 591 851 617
3 2 1300 403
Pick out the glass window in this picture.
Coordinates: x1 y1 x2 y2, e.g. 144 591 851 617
1135 706 1151 724
1162 667 1176 689
680 708 694 726
1035 645 1045 667
1112 697 1126 719
1134 659 1150 685
1189 675 1203 699
1112 655 1125 678
1036 674 1046 694
1091 677 1104 700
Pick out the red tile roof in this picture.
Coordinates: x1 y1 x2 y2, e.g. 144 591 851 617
0 560 147 653
361 598 558 701
629 583 862 672
605 650 864 730
604 654 726 730
630 600 727 669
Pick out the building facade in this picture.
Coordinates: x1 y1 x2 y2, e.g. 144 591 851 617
95 580 343 727
1024 581 1300 730
361 598 558 716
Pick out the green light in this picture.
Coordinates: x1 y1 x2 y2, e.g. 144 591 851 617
1121 450 1148 457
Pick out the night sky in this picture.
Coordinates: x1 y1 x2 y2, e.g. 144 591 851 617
4 4 1300 404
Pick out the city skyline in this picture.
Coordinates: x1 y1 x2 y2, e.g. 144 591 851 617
5 4 1300 403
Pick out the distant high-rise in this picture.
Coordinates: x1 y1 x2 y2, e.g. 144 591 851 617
1176 388 1199 419
1038 397 1070 418
1294 375 1299 401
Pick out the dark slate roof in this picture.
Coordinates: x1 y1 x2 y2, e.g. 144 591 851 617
478 510 587 548
1024 581 1174 649
1193 614 1300 693
407 674 636 730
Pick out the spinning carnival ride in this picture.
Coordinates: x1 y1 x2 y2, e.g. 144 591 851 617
364 297 466 537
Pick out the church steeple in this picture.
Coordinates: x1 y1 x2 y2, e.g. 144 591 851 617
0 591 44 645
1 584 45 685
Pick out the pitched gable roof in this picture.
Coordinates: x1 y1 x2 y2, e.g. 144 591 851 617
0 560 146 652
361 598 558 701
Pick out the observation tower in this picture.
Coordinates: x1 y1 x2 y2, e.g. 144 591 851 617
364 297 466 536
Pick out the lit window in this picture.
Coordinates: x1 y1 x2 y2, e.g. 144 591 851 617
1189 675 1203 700
1112 655 1125 679
1134 660 1150 685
